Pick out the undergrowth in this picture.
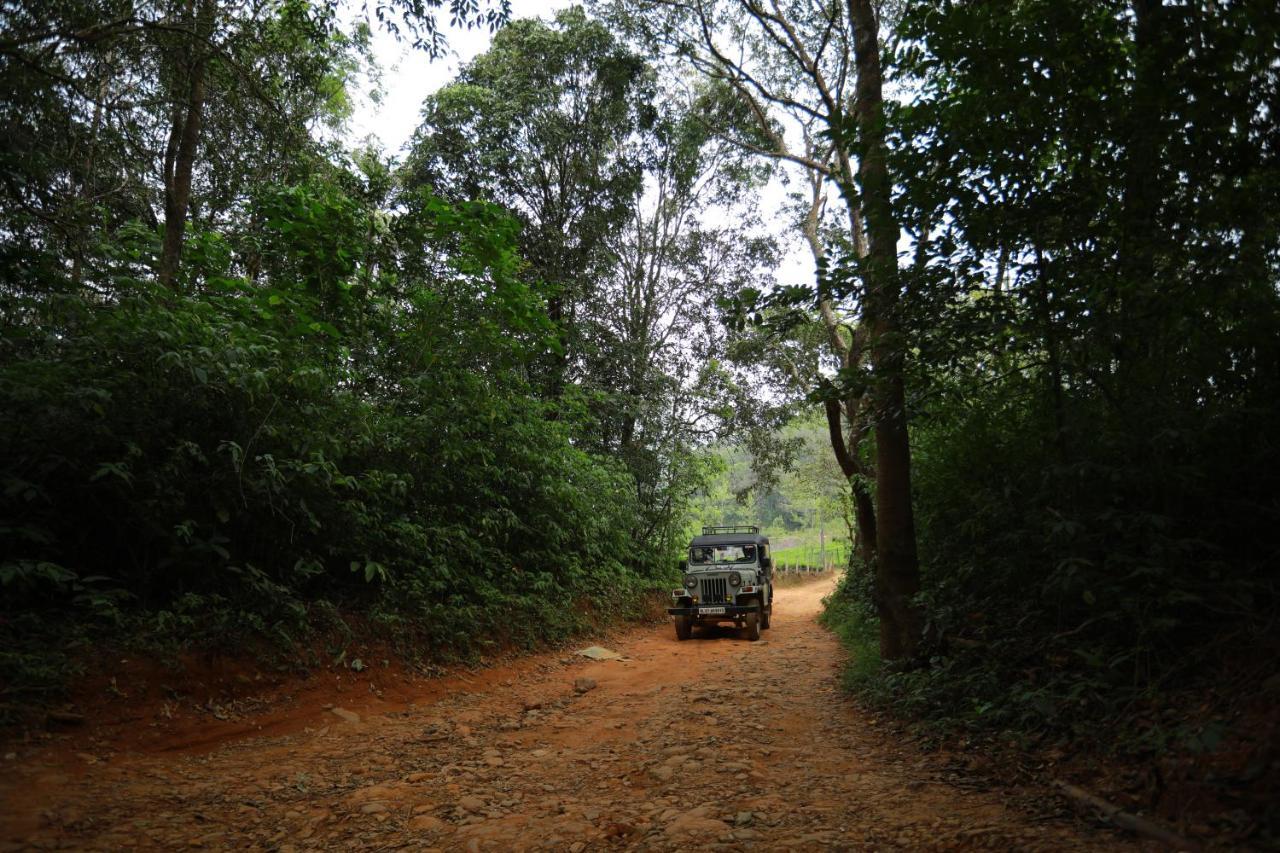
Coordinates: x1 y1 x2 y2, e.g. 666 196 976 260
0 185 682 724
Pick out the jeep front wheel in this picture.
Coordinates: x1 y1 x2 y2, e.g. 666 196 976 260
744 606 761 641
761 602 771 630
674 615 692 641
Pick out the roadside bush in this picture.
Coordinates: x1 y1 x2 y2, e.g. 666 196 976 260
823 377 1280 744
0 181 671 715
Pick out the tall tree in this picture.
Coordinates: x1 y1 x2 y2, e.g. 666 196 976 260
875 0 1280 722
158 0 215 287
601 0 924 658
0 0 508 297
584 102 777 550
846 0 921 658
404 7 651 393
407 11 781 562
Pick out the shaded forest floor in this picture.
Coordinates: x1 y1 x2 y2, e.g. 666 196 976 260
1 576 1155 851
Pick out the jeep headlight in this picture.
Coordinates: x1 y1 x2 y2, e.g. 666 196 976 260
683 575 697 590
728 573 741 587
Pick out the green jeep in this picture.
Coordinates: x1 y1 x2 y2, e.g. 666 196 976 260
668 525 774 641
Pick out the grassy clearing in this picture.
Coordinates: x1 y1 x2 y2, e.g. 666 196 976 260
766 527 850 568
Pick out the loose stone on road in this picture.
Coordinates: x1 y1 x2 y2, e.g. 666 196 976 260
0 576 1137 850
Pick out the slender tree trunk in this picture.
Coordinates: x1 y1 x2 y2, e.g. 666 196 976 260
159 0 213 289
822 394 878 566
1115 0 1166 393
849 0 922 661
1033 248 1068 461
852 482 877 564
994 243 1009 295
72 56 111 287
806 171 881 572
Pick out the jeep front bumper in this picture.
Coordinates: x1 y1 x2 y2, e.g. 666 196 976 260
667 604 757 618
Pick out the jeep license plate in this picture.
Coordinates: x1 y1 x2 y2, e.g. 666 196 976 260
699 606 726 615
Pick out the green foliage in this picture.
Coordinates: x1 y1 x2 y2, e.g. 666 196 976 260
405 7 651 344
818 568 883 694
406 6 782 581
887 377 1280 736
0 4 772 717
821 0 1280 751
690 410 847 539
0 170 669 713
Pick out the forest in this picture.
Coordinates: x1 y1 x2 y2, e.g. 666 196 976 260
1 0 1278 846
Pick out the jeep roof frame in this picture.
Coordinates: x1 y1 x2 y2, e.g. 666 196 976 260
701 525 759 535
689 526 770 549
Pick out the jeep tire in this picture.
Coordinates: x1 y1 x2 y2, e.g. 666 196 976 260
674 615 692 641
761 602 771 630
744 605 761 641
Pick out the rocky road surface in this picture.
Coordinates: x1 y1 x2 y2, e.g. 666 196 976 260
0 576 1139 851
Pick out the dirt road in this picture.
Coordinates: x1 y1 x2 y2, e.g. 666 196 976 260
1 577 1135 851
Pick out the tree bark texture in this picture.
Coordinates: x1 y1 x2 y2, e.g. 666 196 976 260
159 0 214 289
803 170 880 571
823 395 878 565
848 0 923 661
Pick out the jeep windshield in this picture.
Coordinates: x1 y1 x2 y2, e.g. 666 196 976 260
690 544 757 565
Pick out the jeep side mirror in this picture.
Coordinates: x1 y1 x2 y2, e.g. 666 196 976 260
761 556 772 569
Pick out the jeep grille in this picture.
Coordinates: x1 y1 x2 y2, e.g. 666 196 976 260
699 576 729 604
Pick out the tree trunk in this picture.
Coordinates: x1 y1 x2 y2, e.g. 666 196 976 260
822 394 877 566
848 0 923 661
807 169 880 572
1033 248 1068 461
852 482 877 565
1115 0 1166 392
158 0 213 289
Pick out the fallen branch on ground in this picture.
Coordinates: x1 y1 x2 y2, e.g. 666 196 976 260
1052 779 1201 851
